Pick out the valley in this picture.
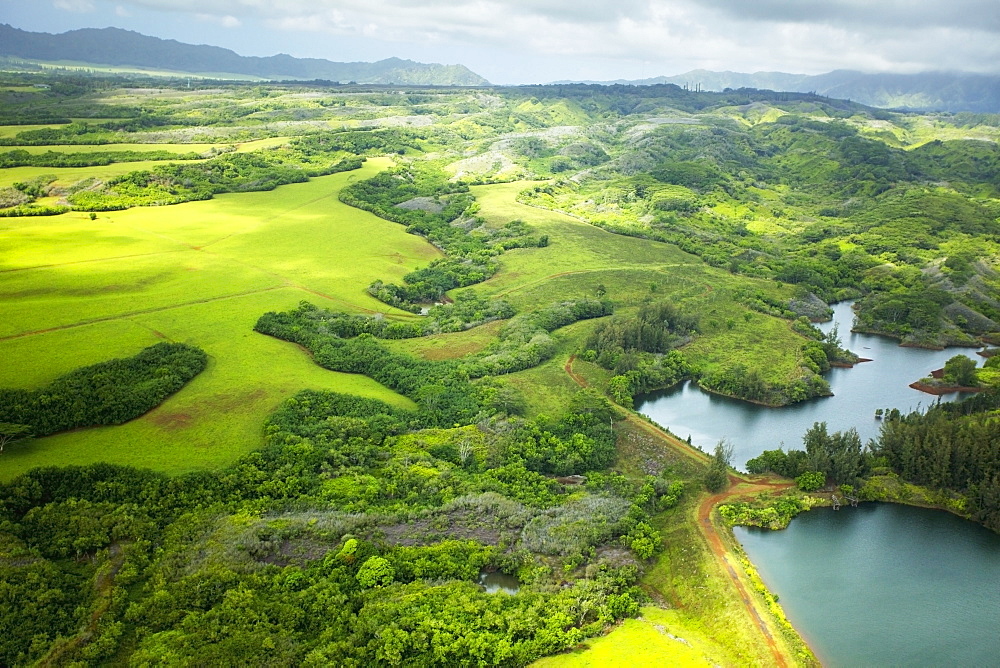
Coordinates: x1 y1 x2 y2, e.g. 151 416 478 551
1 72 998 666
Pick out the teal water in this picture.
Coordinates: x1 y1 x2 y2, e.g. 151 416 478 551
637 302 982 469
735 504 1000 667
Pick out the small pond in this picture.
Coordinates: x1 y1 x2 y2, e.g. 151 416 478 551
478 571 520 594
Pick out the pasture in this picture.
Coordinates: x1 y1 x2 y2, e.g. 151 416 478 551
1 150 815 480
0 158 430 480
2 136 290 155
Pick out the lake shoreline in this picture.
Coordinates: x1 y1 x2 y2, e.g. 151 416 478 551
732 501 1000 666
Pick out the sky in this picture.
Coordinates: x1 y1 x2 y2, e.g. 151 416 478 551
3 0 1000 84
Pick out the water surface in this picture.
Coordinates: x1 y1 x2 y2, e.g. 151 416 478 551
638 302 982 468
478 570 519 594
735 504 1000 667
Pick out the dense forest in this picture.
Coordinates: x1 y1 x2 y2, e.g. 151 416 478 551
0 362 675 665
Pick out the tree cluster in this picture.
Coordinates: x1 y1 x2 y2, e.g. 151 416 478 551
745 422 867 487
67 152 361 211
871 391 1000 531
0 342 206 440
256 299 611 427
582 302 698 405
0 374 669 665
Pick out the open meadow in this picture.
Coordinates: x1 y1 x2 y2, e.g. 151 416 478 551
0 157 431 479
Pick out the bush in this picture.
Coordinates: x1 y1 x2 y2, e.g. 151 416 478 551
795 471 825 492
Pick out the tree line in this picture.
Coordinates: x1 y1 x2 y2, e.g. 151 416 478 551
744 391 1000 532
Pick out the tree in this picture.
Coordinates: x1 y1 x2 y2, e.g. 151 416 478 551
704 440 733 492
795 471 825 491
0 423 31 454
943 355 977 386
608 375 633 408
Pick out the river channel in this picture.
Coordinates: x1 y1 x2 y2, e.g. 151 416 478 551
637 301 982 469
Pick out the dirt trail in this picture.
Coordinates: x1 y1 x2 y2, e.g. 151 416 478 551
698 476 793 668
564 355 794 667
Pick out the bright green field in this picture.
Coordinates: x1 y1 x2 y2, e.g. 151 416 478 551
0 157 433 480
470 181 808 388
1 136 290 154
531 607 725 667
0 160 208 188
0 123 68 138
472 182 702 308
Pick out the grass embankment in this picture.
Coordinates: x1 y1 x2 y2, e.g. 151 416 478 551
544 354 812 666
0 158 430 480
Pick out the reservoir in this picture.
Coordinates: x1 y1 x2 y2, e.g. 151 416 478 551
735 504 1000 667
637 301 982 469
637 302 998 663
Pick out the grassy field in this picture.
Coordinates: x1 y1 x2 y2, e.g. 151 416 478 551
0 160 210 188
0 166 816 479
531 607 727 667
0 157 432 480
1 136 291 154
0 123 68 138
470 181 812 391
382 320 505 360
472 182 703 308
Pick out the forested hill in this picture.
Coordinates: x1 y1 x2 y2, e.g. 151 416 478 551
557 69 1000 113
0 24 490 86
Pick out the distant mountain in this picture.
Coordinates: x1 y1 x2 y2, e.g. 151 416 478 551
0 24 490 86
554 69 1000 113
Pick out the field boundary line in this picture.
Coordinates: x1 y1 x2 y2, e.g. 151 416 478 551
0 249 190 274
0 286 288 341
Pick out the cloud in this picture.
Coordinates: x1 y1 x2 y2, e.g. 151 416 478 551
695 0 1000 34
193 12 242 28
103 0 1000 75
53 0 95 12
115 5 132 17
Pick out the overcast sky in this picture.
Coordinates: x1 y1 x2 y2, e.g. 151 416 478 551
5 0 1000 84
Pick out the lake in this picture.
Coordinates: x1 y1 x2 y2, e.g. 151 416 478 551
637 301 982 469
735 503 1000 667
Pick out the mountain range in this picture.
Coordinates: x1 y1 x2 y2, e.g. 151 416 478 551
0 24 490 86
555 69 1000 113
2 24 998 111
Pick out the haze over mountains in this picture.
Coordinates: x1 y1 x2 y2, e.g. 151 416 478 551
0 24 490 86
554 69 1000 113
2 23 999 112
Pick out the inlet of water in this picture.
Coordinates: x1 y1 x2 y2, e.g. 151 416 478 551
637 301 982 468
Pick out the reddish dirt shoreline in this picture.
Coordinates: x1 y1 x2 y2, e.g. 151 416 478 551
909 381 983 395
